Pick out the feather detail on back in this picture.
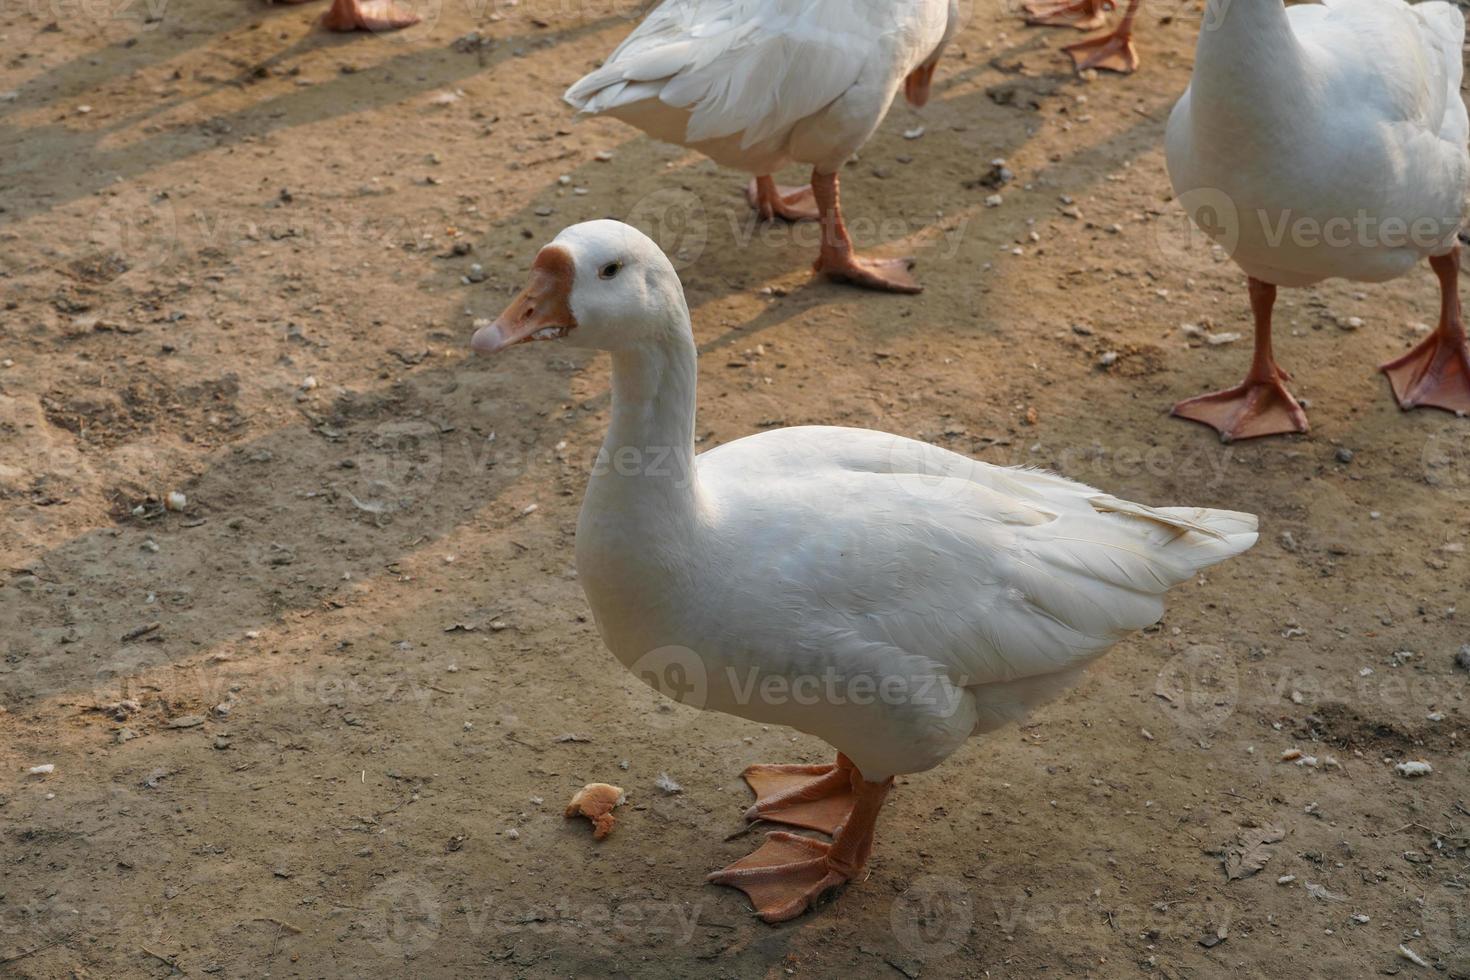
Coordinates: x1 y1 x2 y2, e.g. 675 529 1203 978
696 426 1258 686
565 0 949 164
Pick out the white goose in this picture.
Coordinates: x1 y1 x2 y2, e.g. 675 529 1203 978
471 220 1258 922
1165 0 1470 440
564 0 958 294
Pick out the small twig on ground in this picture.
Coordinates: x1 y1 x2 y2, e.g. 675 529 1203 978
141 946 181 973
0 935 71 966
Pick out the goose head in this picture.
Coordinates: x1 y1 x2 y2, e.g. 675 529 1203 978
904 0 960 108
470 220 688 355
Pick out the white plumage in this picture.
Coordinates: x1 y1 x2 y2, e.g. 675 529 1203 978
566 0 955 174
584 421 1256 779
476 220 1259 782
471 220 1258 921
1166 0 1468 287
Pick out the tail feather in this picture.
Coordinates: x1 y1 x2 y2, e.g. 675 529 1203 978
1090 496 1259 565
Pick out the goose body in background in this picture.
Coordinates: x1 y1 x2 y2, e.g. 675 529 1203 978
470 220 1259 923
1165 0 1470 440
564 0 958 294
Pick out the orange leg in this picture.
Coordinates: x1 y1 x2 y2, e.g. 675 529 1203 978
810 170 922 294
320 0 420 32
709 768 893 923
746 176 820 223
741 754 858 835
1173 277 1310 442
1025 0 1113 30
1063 0 1141 74
1381 247 1470 415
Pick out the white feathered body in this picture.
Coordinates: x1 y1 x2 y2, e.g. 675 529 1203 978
565 0 954 174
577 421 1257 781
1165 0 1469 287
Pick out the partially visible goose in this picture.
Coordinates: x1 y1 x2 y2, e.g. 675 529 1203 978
564 0 959 294
273 0 420 32
470 220 1259 923
1166 0 1470 440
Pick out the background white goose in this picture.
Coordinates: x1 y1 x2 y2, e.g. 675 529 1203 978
470 220 1259 923
564 0 958 293
1165 0 1470 440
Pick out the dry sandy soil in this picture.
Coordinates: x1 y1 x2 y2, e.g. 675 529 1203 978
2 0 1469 977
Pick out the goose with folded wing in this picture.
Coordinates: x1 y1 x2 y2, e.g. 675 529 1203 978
565 0 958 294
469 219 1259 923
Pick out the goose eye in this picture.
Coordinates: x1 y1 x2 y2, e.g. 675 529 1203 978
599 261 622 280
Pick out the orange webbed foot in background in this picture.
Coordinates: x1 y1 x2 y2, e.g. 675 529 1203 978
1172 375 1309 443
746 177 821 223
1063 27 1140 74
320 0 420 32
1024 0 1112 30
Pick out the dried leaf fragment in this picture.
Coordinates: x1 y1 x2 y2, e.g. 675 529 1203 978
1222 825 1285 881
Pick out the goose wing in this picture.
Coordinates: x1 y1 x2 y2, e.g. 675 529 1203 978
565 0 905 148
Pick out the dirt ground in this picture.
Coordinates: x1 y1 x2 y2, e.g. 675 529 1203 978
2 0 1468 977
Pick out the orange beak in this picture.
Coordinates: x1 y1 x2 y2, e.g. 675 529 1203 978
904 62 938 108
470 245 578 354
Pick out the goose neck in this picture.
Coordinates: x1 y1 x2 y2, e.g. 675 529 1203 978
597 334 700 504
1194 0 1304 87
